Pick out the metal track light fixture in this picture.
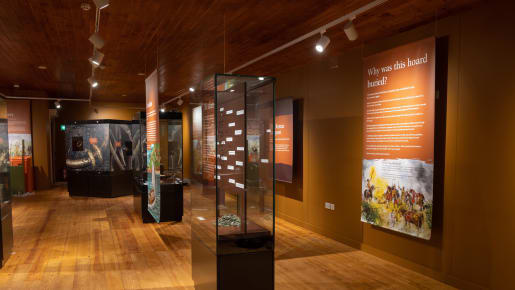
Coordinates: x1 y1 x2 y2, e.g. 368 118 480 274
88 50 104 67
315 30 330 53
86 0 109 97
88 32 105 49
88 77 99 88
344 17 359 41
93 0 110 10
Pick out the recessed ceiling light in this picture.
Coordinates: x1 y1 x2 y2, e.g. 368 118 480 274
258 77 264 81
189 87 195 92
37 65 47 70
137 72 145 76
13 84 20 88
160 108 165 113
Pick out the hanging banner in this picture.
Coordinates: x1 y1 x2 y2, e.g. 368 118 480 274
361 38 435 240
275 98 293 183
7 100 32 158
146 69 161 222
7 99 34 193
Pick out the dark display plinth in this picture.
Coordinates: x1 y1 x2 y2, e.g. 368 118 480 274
132 175 183 223
68 170 132 198
0 199 13 268
217 232 274 290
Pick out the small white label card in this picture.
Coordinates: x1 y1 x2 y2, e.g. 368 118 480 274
221 141 225 145
217 165 221 169
227 165 234 170
261 159 269 164
217 175 221 180
236 110 244 115
235 130 242 135
228 178 235 184
236 183 244 189
226 110 233 115
217 154 220 158
228 122 235 127
237 146 244 151
221 156 227 160
266 129 272 133
229 151 235 155
220 107 224 112
236 161 243 166
226 137 233 142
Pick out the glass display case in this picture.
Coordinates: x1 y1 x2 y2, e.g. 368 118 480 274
191 74 275 290
65 120 139 197
0 97 12 268
132 112 184 223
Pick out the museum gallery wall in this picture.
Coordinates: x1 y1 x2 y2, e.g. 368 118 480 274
271 1 515 289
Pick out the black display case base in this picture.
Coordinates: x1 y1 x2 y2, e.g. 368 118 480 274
192 232 274 290
68 170 132 198
132 175 184 223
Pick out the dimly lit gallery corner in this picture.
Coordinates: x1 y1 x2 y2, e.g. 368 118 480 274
0 0 512 289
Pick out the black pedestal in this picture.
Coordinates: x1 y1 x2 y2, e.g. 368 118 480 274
68 170 132 198
132 175 183 223
192 231 274 290
0 201 13 268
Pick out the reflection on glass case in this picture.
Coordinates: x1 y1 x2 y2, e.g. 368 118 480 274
0 98 13 268
191 74 275 290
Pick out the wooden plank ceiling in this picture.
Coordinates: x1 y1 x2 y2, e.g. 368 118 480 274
0 0 480 104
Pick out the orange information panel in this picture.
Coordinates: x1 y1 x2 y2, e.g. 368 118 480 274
146 69 161 222
361 38 435 240
275 98 293 183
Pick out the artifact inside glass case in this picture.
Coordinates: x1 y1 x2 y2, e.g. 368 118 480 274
65 120 140 197
191 74 275 290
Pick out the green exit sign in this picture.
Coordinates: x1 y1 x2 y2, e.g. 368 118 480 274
60 125 66 131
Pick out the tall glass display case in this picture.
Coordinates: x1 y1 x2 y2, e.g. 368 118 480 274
191 74 275 290
132 112 184 223
0 97 12 268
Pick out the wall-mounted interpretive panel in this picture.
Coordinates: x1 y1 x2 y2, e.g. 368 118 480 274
361 37 435 240
275 98 293 183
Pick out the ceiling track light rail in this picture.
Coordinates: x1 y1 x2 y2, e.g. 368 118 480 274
162 0 388 107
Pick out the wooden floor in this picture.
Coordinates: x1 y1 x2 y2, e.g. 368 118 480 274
0 185 453 290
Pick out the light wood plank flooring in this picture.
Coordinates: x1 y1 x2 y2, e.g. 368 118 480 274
0 185 453 289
